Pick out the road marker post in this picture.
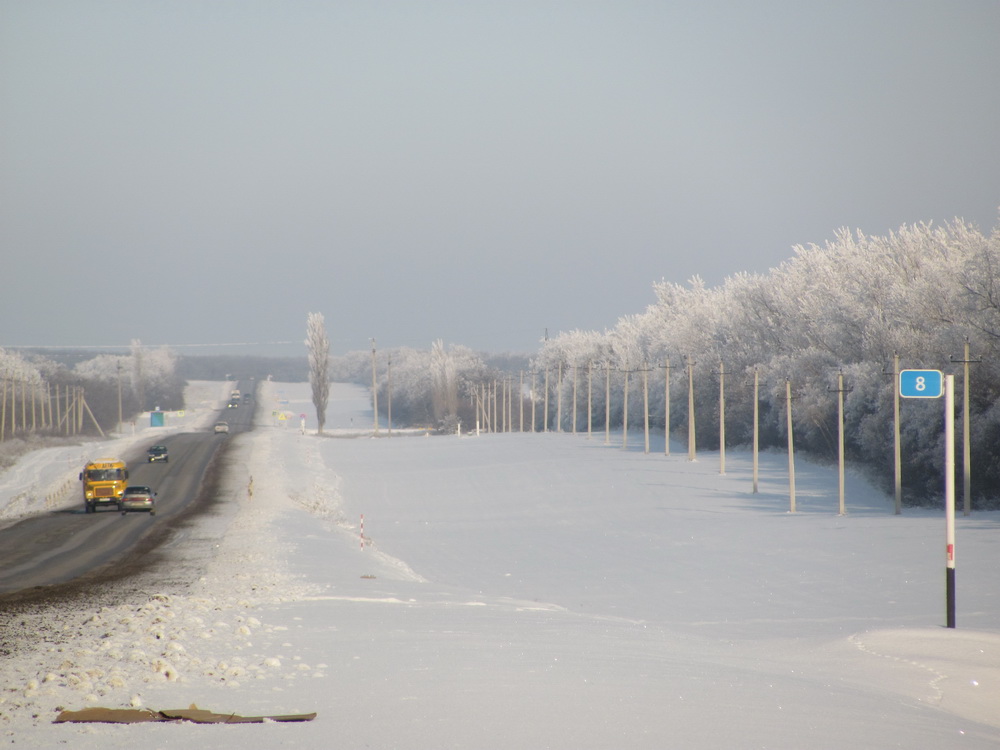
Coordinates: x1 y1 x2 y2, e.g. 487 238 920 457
899 369 955 628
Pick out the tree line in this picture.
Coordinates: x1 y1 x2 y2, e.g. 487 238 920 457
0 341 186 465
316 217 1000 509
532 219 1000 508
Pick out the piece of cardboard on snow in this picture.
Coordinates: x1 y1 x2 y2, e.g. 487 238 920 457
54 708 161 724
159 706 317 723
54 704 316 724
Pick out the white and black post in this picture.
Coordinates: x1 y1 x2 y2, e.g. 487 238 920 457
945 374 956 628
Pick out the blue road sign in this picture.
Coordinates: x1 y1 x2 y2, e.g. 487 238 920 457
899 369 943 398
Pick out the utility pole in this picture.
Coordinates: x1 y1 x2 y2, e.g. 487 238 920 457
604 362 611 445
752 369 759 494
500 378 506 433
786 378 796 513
660 359 671 456
587 361 593 439
556 361 563 433
718 361 727 475
949 339 980 517
507 373 520 432
687 357 696 461
571 363 579 434
370 339 379 435
543 369 550 433
519 371 524 432
829 370 853 515
642 362 650 454
116 359 123 434
531 370 537 432
622 366 630 449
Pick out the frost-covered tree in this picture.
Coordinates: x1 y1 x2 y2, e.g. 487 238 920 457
306 312 331 434
538 215 1000 506
130 339 146 412
71 345 183 422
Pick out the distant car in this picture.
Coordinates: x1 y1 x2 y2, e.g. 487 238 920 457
227 399 240 408
214 421 230 434
120 485 156 515
242 393 252 403
147 444 168 463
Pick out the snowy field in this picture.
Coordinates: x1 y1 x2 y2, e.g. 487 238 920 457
1 380 999 749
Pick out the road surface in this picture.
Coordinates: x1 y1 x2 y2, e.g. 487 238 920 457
0 382 255 598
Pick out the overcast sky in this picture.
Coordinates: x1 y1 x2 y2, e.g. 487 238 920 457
2 1 999 357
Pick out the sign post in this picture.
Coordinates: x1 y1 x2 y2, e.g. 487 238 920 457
899 369 955 628
944 375 956 628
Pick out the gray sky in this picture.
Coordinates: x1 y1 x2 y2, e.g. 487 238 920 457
2 1 999 357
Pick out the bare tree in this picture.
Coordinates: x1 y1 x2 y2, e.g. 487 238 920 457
306 312 331 433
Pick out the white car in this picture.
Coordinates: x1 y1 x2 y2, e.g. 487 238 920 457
214 422 230 434
120 485 156 515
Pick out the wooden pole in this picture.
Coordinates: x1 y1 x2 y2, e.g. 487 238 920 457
604 363 611 445
622 368 629 449
531 371 536 432
81 393 106 437
752 369 759 494
0 379 6 441
787 379 796 513
370 339 379 435
643 364 650 454
687 359 696 461
587 361 593 439
519 371 524 432
662 360 671 456
838 370 846 516
719 361 726 475
543 369 549 433
572 364 578 434
556 362 563 433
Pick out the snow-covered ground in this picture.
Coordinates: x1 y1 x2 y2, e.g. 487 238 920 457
1 380 999 749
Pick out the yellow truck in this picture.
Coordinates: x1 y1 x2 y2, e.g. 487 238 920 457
80 458 129 513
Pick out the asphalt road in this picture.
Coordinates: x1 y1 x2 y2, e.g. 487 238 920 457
0 383 256 597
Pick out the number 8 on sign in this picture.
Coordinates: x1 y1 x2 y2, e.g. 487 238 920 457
899 369 943 399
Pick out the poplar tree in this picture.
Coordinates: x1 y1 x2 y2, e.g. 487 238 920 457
306 312 331 433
